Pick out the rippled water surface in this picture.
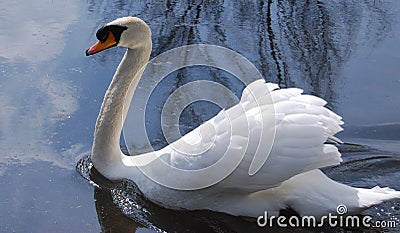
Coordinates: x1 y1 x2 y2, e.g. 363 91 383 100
1 0 400 232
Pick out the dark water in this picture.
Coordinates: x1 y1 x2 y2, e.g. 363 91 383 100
1 0 400 232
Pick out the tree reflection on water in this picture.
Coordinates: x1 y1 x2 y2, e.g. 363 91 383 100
86 0 390 105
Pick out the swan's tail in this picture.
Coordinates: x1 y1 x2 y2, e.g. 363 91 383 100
237 169 400 219
277 169 400 218
356 186 400 208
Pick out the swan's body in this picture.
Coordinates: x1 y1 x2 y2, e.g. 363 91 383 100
86 17 400 218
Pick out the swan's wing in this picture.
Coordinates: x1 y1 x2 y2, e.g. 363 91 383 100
155 79 343 192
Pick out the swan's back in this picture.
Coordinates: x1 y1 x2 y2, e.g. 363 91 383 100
155 80 342 190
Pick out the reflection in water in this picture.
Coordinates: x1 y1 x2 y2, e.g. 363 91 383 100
274 0 390 105
0 0 85 169
94 185 141 232
0 0 79 63
86 0 390 99
79 0 400 232
0 0 101 231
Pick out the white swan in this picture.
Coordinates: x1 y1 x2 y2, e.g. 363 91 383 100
86 16 399 218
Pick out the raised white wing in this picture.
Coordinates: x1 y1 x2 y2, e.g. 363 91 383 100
154 79 343 192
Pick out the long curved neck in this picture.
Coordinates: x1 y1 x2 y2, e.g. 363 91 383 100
91 43 151 166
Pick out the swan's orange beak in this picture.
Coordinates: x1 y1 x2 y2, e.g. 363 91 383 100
86 32 117 56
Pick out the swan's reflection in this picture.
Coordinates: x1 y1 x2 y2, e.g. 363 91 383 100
93 175 141 232
90 165 270 233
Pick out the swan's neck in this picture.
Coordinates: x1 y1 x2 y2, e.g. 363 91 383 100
91 44 151 169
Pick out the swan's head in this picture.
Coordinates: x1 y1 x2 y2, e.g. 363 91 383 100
86 16 151 56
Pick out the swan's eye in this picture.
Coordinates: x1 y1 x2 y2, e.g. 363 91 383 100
100 32 109 43
96 25 128 44
96 26 109 43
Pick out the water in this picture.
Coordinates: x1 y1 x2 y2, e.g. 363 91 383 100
1 0 400 232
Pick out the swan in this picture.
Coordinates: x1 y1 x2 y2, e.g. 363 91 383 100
86 16 400 219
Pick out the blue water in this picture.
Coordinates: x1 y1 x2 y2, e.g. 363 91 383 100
0 0 399 232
